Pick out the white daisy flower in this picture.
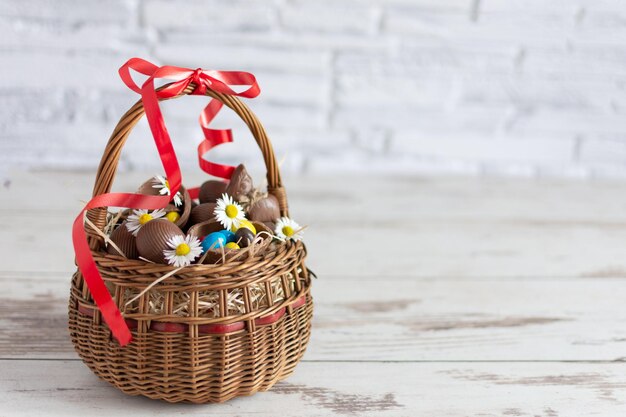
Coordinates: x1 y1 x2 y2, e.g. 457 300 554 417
214 193 246 230
163 235 203 267
125 208 166 236
153 175 183 207
274 217 304 241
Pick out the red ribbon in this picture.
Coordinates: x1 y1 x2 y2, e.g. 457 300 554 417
72 58 260 346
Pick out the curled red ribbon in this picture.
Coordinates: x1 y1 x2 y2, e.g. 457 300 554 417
72 58 260 346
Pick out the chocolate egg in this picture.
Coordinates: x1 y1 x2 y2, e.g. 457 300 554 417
137 177 192 228
189 203 217 226
199 180 228 204
252 221 273 235
248 195 280 223
234 227 255 248
107 222 138 259
187 220 223 241
136 219 185 264
225 164 253 201
262 221 276 231
136 177 161 196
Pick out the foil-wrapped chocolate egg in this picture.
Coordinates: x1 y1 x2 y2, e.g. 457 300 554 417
107 222 138 259
187 220 223 241
201 232 227 252
189 203 217 226
224 164 253 201
136 219 185 264
220 230 236 243
248 195 280 223
199 180 228 204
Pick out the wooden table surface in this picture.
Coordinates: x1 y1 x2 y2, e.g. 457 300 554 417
2 170 626 416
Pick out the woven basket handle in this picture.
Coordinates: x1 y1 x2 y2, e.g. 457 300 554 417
86 83 287 247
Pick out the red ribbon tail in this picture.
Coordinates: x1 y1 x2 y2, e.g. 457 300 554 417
73 210 133 346
196 99 236 179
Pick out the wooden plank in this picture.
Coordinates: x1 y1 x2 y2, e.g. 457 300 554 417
1 360 625 416
3 275 626 362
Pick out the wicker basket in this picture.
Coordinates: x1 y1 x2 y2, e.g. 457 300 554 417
68 83 313 403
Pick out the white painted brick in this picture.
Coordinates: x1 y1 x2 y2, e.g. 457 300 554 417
506 110 626 137
352 128 389 154
70 90 141 124
391 132 575 164
1 0 626 180
280 3 378 34
480 0 620 13
524 44 626 79
287 0 473 12
333 105 510 134
336 44 517 83
336 73 456 108
384 6 577 48
479 162 538 178
456 73 625 113
590 165 626 180
0 0 135 25
580 139 626 166
536 164 591 180
0 51 138 89
269 128 352 153
306 151 483 176
162 31 394 52
142 0 276 31
2 23 117 50
0 89 68 126
154 43 330 75
1 122 110 170
382 7 472 37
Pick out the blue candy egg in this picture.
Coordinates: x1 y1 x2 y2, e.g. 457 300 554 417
201 232 226 252
219 229 237 243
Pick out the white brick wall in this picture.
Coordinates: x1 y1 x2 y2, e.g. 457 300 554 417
2 0 626 179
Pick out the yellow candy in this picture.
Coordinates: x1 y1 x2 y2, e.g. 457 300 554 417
166 211 180 223
225 242 240 250
230 219 256 234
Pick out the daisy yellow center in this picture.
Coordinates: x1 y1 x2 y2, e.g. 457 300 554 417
225 204 238 218
175 243 191 256
282 225 295 237
164 179 170 190
138 213 153 225
166 211 180 222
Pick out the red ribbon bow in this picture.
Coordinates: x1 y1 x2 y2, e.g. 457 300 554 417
72 58 261 346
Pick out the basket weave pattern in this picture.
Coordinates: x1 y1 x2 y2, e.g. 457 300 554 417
68 83 314 403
